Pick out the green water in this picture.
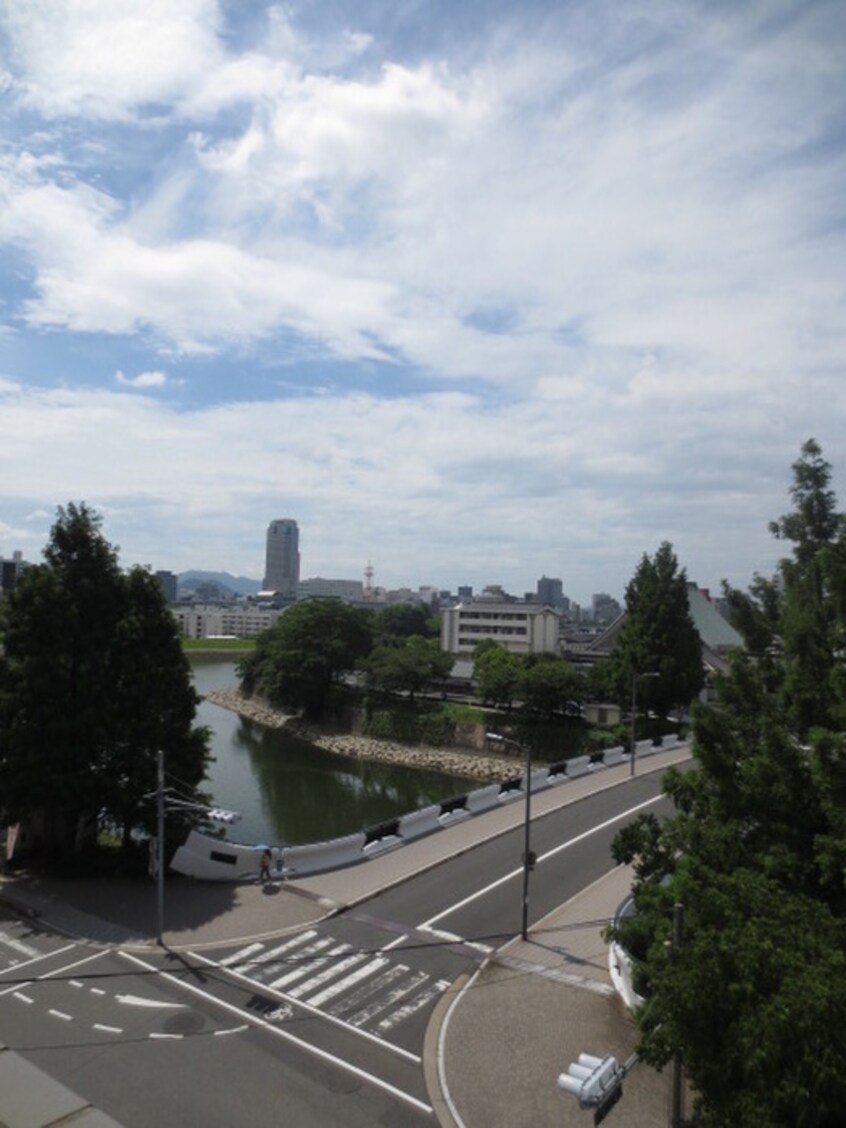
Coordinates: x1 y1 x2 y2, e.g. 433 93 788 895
191 656 471 847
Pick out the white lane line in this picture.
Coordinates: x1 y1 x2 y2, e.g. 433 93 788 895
149 1032 183 1040
0 930 39 958
0 943 76 977
188 948 420 1064
116 994 187 1009
119 951 432 1116
90 987 106 996
40 951 111 980
380 934 408 952
69 980 84 989
93 1023 123 1034
419 794 664 931
13 991 34 1004
48 1009 72 1021
214 1025 248 1036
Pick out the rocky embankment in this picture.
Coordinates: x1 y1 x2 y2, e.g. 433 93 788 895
204 688 522 782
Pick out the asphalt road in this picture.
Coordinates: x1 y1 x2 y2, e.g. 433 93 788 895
0 770 674 1127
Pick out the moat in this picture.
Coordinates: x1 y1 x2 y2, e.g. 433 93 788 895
192 655 472 847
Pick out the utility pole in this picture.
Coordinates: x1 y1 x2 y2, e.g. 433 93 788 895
670 902 685 1127
486 732 535 940
630 670 659 777
156 749 165 946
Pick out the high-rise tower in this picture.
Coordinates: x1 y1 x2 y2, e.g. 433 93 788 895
263 519 300 599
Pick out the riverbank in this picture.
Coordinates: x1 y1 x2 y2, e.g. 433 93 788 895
204 688 524 782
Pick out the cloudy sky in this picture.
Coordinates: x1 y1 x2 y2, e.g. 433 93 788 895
1 0 845 604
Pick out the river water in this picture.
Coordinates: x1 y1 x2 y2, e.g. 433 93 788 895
190 656 470 848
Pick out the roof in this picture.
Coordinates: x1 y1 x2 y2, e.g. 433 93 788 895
583 583 743 655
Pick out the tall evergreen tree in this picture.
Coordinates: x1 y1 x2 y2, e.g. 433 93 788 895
610 541 704 719
611 443 846 1127
0 504 208 854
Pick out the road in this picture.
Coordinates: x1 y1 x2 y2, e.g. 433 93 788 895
0 769 673 1126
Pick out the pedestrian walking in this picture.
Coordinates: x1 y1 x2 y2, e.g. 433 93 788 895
259 848 272 884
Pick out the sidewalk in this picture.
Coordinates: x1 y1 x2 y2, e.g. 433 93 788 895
1 748 690 1127
431 865 673 1128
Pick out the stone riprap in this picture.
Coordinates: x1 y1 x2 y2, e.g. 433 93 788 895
204 688 523 782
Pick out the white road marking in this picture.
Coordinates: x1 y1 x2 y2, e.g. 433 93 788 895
149 1032 183 1040
69 980 84 988
48 1009 72 1021
90 987 106 996
238 932 317 976
419 794 664 931
347 969 427 1028
376 980 447 1032
267 940 343 990
93 1023 123 1034
41 951 111 980
119 950 432 1116
317 956 390 1010
0 943 76 978
0 930 39 958
218 942 263 967
116 994 187 1009
13 991 34 1004
287 952 369 1001
188 947 420 1064
380 934 408 952
214 1025 248 1036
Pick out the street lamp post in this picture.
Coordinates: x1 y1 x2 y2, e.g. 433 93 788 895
486 731 534 940
150 751 240 947
630 671 660 777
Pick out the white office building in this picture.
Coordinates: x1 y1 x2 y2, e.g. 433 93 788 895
440 600 561 656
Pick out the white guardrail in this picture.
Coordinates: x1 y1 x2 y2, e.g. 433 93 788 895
170 736 685 881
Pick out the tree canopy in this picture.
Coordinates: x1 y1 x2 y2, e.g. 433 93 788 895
611 443 846 1127
0 504 208 854
361 635 453 702
609 540 704 718
239 598 373 718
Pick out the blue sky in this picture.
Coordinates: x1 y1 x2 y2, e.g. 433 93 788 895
1 0 845 603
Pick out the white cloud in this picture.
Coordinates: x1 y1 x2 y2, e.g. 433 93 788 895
2 0 223 120
1 2 845 598
115 369 167 388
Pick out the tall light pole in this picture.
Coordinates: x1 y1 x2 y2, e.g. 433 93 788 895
156 749 165 945
486 732 535 940
630 671 660 777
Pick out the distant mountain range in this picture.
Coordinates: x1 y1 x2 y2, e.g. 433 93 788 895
177 570 263 597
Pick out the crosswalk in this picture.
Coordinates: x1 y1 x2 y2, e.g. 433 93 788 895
213 929 450 1038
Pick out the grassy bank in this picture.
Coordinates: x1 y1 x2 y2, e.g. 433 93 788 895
182 638 256 654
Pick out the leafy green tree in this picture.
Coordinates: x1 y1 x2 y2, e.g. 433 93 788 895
361 635 452 702
611 443 846 1127
0 504 208 854
611 541 704 719
106 567 209 848
473 644 524 710
374 602 437 642
239 598 373 718
520 655 580 719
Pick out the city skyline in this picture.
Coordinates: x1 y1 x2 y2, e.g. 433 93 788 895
2 2 845 602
